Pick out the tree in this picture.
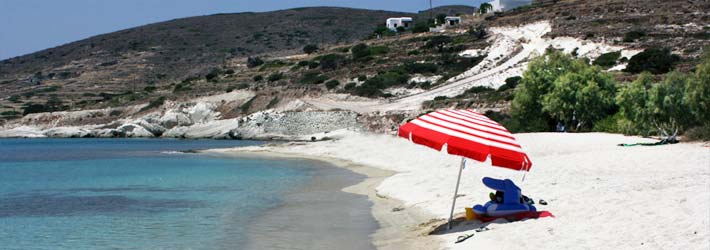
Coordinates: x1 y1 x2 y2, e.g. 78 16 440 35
685 51 710 126
541 66 618 131
510 50 585 131
479 3 493 14
303 44 318 54
646 72 695 137
616 72 654 134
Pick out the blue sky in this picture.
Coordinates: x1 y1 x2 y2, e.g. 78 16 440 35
0 0 485 60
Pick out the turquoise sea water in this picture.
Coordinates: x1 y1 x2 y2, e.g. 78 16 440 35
0 139 339 250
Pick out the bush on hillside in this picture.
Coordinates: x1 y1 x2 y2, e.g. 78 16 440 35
353 71 409 97
351 44 370 60
593 51 621 68
498 76 522 92
424 36 453 52
303 44 318 54
267 72 283 82
403 62 439 74
316 54 346 71
300 71 328 85
325 80 340 90
623 30 646 42
624 47 680 74
412 22 431 33
246 57 264 68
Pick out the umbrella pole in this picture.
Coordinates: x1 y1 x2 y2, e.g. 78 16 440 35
447 157 466 230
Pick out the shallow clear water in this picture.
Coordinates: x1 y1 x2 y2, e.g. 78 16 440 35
0 138 342 250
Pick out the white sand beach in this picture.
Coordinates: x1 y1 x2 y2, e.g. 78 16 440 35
208 132 709 250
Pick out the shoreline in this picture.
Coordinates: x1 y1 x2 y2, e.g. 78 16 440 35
206 132 710 250
203 149 444 250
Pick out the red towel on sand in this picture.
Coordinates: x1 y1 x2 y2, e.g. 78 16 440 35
478 211 555 223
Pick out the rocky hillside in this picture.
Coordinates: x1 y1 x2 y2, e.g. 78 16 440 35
0 7 409 102
492 0 709 57
0 2 708 139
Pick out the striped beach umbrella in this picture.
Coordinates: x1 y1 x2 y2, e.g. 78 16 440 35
397 109 532 229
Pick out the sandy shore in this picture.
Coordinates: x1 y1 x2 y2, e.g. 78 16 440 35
207 131 710 250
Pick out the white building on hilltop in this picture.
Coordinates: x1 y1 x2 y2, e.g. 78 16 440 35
386 17 414 31
489 0 532 12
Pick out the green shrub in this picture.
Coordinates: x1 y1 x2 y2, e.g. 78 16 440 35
325 80 340 90
303 44 318 54
297 61 310 67
624 47 680 74
143 86 157 92
300 71 328 84
315 54 346 71
646 72 695 133
353 71 409 97
306 61 319 69
403 62 438 74
357 75 367 81
465 86 495 94
412 22 430 33
260 60 291 70
8 95 22 103
205 68 221 82
434 96 447 101
685 51 710 126
498 76 522 92
372 25 395 37
424 36 453 52
351 44 371 60
593 51 621 68
344 82 357 90
369 46 389 55
616 72 654 135
173 82 191 92
246 57 264 68
420 81 432 90
267 72 283 82
0 110 20 117
623 30 646 42
253 75 263 81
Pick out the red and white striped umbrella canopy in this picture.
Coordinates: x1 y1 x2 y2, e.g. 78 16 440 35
398 109 532 171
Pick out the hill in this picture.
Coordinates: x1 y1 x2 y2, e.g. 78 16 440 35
0 7 411 96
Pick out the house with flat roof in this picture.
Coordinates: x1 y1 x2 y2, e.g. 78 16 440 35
444 16 461 26
386 17 414 31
